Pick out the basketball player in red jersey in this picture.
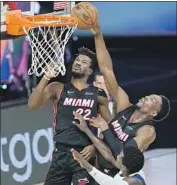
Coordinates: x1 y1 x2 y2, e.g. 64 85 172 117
28 47 111 185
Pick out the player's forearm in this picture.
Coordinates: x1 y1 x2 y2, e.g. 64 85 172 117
83 163 115 185
94 31 113 72
85 129 118 167
82 160 94 173
89 167 113 185
28 76 49 110
89 167 129 185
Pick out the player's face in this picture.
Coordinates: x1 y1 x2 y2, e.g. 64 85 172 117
72 54 92 78
136 94 162 117
94 75 109 96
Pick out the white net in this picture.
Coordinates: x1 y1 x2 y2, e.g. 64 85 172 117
23 18 77 77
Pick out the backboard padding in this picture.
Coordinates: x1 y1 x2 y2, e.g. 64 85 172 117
1 2 35 33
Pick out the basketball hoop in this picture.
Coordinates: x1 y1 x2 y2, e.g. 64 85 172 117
5 10 78 77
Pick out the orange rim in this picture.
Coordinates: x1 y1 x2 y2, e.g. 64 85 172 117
6 10 78 36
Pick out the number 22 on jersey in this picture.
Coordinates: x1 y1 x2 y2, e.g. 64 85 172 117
76 108 91 120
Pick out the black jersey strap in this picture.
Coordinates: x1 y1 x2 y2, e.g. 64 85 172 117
130 121 155 130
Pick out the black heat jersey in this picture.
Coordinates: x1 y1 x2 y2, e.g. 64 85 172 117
53 82 103 148
98 105 154 172
109 105 154 143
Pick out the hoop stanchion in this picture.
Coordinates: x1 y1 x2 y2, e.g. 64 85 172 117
5 10 78 77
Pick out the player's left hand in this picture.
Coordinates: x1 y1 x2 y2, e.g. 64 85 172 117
80 145 96 161
73 111 89 133
90 117 109 131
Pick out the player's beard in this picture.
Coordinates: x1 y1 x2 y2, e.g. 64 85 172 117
72 71 85 79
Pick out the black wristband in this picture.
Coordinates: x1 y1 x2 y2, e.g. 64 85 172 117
124 139 138 149
102 129 123 157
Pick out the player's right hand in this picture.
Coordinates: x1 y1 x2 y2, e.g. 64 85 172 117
73 111 89 132
90 21 101 35
90 117 109 131
44 63 60 80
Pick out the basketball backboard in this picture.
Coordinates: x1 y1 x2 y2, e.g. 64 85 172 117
0 1 75 40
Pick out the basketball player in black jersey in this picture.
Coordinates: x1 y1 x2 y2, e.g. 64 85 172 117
72 148 146 185
28 47 111 185
88 22 171 176
72 112 146 185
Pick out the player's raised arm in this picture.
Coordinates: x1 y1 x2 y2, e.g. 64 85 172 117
91 23 132 112
28 72 63 110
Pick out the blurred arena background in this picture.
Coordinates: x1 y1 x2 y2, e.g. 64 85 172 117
1 1 176 185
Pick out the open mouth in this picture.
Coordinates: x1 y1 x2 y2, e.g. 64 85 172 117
138 99 145 105
73 66 80 70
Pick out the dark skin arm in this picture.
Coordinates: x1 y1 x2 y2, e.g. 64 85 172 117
85 129 119 168
73 112 120 169
72 149 143 185
28 64 63 111
90 116 156 152
79 94 111 161
91 23 156 153
79 95 111 162
91 23 132 113
134 125 156 152
28 75 63 110
98 95 112 122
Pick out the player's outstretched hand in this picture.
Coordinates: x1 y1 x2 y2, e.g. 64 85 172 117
80 145 96 161
90 117 109 131
73 111 89 133
71 148 93 173
90 21 101 35
71 148 88 168
44 62 60 80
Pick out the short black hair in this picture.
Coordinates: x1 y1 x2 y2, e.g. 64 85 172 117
77 47 97 70
154 95 171 122
122 146 144 174
94 70 103 81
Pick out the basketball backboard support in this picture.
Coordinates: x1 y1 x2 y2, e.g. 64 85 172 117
0 1 75 40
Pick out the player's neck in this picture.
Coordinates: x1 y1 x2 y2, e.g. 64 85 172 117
129 110 149 123
71 77 88 91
